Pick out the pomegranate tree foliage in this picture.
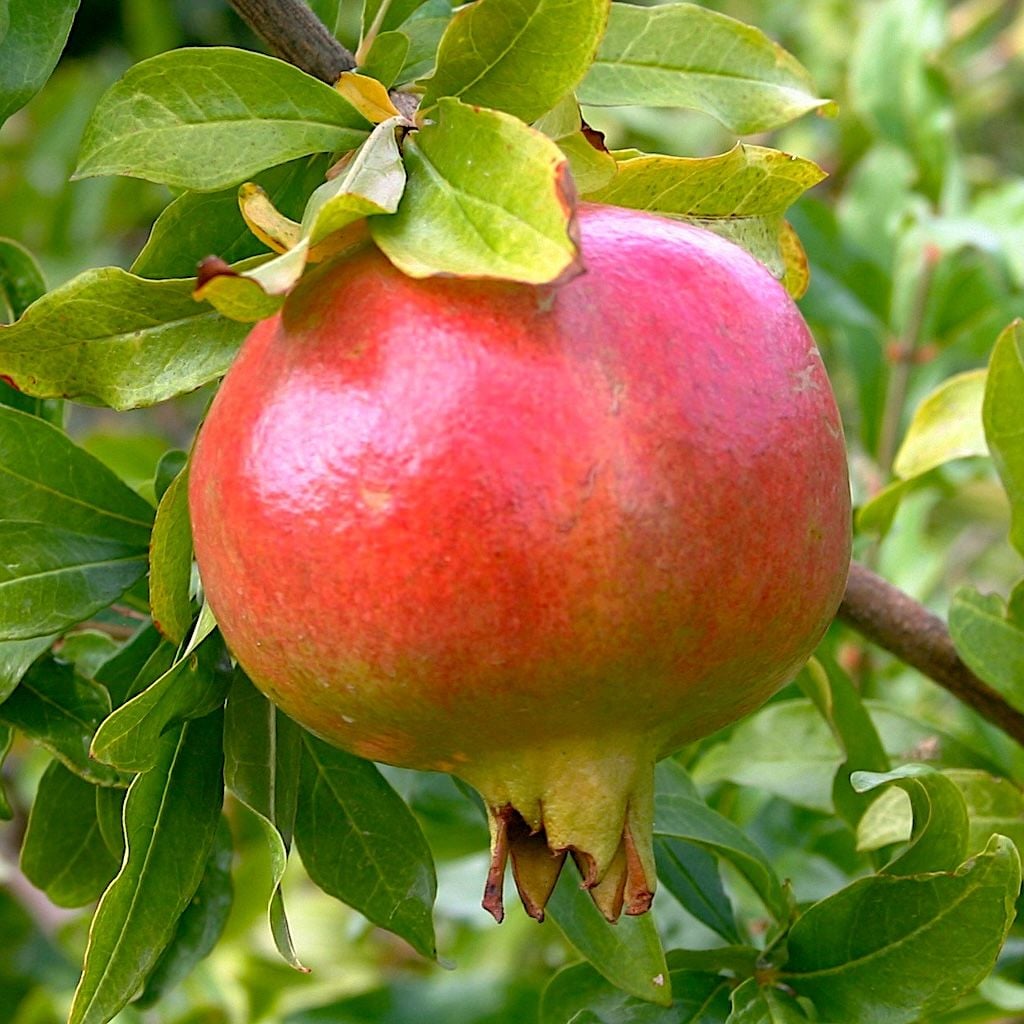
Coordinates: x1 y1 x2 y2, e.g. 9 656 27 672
1 0 1024 1021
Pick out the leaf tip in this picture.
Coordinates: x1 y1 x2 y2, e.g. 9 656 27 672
194 256 237 295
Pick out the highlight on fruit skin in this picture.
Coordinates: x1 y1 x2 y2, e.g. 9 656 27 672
189 203 852 924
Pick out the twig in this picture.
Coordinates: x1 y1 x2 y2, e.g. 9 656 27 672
837 561 1024 747
225 0 356 82
875 244 940 478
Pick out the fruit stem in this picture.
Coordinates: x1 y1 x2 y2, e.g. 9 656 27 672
226 0 356 83
461 736 657 922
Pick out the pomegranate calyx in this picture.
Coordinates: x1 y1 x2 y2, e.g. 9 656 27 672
467 737 657 923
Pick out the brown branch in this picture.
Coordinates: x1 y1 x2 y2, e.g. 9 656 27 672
226 0 356 82
838 561 1024 746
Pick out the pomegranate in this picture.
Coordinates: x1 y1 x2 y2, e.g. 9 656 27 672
189 204 851 922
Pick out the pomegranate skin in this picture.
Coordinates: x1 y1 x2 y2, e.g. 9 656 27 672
190 204 851 920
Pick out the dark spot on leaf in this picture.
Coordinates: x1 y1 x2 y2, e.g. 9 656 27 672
195 256 237 289
580 119 608 153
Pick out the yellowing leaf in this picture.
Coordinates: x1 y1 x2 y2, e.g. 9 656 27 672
335 71 401 123
196 122 405 322
238 183 302 254
588 145 826 218
587 145 825 282
779 220 811 299
193 259 287 323
894 369 988 480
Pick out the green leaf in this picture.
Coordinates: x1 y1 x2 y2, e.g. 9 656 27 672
855 477 913 537
578 3 832 135
0 237 45 321
557 133 617 194
68 711 225 1024
136 818 234 1008
696 697 1001 818
398 4 453 83
74 48 369 191
0 634 53 703
0 268 248 410
295 731 437 959
191 268 286 325
728 980 811 1023
984 320 1024 554
92 622 167 709
541 957 731 1024
359 30 410 88
533 97 616 194
869 702 1004 774
95 785 126 861
60 631 120 679
224 671 305 970
308 0 343 33
372 98 579 283
653 761 739 943
0 405 153 544
0 376 62 423
361 0 433 36
199 119 406 321
90 631 230 773
856 786 913 853
149 463 193 645
654 835 740 944
303 121 406 245
946 770 1024 859
0 523 149 641
859 769 1024 863
893 369 988 479
0 656 121 786
131 155 332 280
949 587 1024 710
693 701 843 814
0 0 79 126
154 450 187 501
545 861 671 1007
654 793 790 924
584 145 825 277
783 836 1021 1024
798 659 889 828
20 760 120 908
421 0 609 123
851 765 969 874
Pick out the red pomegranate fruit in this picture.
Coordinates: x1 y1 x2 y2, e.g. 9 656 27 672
189 203 851 923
